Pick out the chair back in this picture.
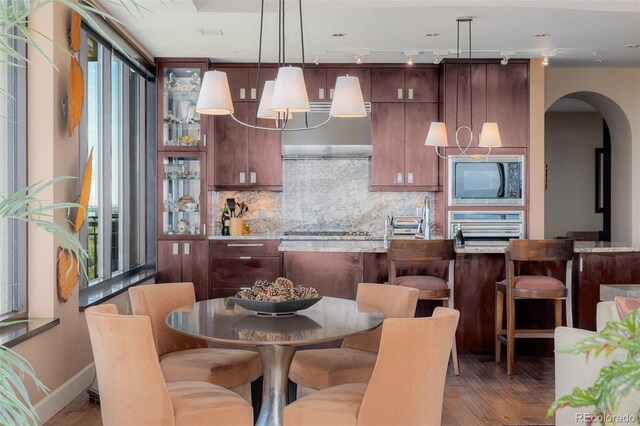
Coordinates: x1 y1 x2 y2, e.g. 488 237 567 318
387 239 456 262
86 305 175 426
505 239 574 262
342 283 419 353
357 307 459 425
129 283 206 357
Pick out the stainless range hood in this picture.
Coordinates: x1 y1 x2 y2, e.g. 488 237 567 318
281 102 372 159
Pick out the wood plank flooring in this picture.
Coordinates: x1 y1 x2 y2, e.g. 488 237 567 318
45 355 555 426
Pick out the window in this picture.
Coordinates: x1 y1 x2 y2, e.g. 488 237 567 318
0 34 27 319
79 29 148 287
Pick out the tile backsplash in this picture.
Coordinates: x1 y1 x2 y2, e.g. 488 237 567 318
212 159 433 236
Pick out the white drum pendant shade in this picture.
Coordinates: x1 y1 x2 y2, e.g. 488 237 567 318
257 80 278 119
329 76 366 117
478 122 502 147
270 66 310 113
425 122 449 147
196 70 234 115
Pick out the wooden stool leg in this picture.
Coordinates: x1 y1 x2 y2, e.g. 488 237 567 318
555 299 563 327
507 295 515 375
495 287 504 363
446 298 460 375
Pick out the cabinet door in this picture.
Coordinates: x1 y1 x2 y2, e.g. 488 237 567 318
210 256 281 291
443 63 487 148
248 67 278 102
216 67 250 101
326 67 371 102
158 62 207 151
302 68 327 101
371 103 406 187
247 104 283 187
486 63 528 148
157 240 183 283
371 68 405 102
405 68 438 102
214 103 249 187
283 252 361 300
181 240 208 301
405 103 439 188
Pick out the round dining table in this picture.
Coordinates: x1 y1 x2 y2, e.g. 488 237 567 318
166 296 383 426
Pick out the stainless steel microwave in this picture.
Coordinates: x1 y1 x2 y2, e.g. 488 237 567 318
448 155 524 206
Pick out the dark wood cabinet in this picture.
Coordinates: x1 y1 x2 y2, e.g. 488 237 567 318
248 67 278 101
215 66 251 101
443 61 528 149
158 240 208 301
213 103 282 190
209 240 282 298
371 102 440 190
372 67 438 103
303 68 327 101
405 68 439 102
283 252 362 300
371 68 405 102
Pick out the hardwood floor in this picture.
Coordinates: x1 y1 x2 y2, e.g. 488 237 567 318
45 355 555 426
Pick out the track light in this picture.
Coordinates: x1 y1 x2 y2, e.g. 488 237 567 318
542 54 549 66
433 55 442 64
313 55 320 65
355 54 363 65
407 55 414 65
500 56 509 65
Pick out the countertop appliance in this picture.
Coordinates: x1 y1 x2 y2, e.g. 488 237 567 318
448 211 524 246
392 216 422 236
448 155 524 206
281 102 372 158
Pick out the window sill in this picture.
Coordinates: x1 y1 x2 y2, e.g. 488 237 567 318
0 318 60 348
78 267 157 311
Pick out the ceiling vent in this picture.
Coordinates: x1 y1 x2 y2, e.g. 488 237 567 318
200 29 224 36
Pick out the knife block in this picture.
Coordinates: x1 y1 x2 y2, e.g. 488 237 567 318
229 218 244 236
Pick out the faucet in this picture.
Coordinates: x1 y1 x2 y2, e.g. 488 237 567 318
383 215 392 248
420 196 431 240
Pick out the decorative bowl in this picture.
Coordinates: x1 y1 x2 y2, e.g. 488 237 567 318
230 297 323 316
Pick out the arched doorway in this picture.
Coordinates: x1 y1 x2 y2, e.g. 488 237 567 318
544 91 632 242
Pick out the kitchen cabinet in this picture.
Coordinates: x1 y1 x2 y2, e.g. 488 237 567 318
214 66 251 101
158 151 207 238
443 61 528 149
371 102 440 190
371 67 438 102
157 60 208 151
157 240 208 301
283 252 361 300
213 103 282 190
249 66 278 101
209 240 282 298
302 67 327 101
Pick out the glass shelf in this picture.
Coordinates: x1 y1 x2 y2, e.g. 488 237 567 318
162 66 202 148
161 155 202 236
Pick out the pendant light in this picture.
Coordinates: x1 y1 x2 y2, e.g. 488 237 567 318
424 17 502 157
196 0 366 131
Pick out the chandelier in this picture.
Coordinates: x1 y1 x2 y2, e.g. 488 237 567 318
424 17 502 158
195 0 366 131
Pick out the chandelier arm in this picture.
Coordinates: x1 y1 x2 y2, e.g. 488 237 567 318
230 113 331 132
435 146 448 159
455 125 473 156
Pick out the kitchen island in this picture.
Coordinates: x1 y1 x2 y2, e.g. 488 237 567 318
209 236 640 354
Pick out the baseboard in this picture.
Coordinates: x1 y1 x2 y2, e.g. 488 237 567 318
35 362 95 425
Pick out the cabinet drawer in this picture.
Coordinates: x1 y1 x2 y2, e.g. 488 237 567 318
209 240 280 257
210 256 282 289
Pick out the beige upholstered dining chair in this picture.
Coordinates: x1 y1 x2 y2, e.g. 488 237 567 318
288 283 419 398
128 283 262 392
284 307 460 426
86 304 253 426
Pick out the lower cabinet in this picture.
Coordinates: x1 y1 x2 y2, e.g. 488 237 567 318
283 252 362 300
209 240 282 298
157 240 208 301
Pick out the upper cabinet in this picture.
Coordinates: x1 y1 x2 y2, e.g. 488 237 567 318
300 67 371 102
442 61 528 148
157 60 209 151
371 67 438 103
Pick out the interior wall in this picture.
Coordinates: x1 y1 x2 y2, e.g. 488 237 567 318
528 58 545 238
544 112 604 238
544 68 640 242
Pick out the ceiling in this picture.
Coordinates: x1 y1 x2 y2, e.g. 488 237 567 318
98 0 640 67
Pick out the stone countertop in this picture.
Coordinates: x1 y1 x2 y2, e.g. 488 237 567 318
278 240 387 253
574 241 640 253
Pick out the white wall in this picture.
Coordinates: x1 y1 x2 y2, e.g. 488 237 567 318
544 112 603 238
544 68 640 243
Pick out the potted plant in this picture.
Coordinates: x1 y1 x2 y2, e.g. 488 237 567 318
548 309 640 424
1 1 143 424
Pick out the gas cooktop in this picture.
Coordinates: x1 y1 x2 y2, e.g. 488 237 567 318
283 231 371 237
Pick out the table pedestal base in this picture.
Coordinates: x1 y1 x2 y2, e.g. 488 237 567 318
256 345 296 426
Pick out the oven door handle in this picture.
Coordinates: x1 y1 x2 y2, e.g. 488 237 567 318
497 163 506 198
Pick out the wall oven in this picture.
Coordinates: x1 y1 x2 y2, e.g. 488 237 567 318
448 211 524 246
448 155 524 206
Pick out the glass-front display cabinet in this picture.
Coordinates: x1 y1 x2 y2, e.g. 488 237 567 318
159 152 206 238
158 61 208 151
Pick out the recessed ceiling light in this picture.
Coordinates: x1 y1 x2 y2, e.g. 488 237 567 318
594 59 608 63
533 33 549 38
332 33 347 37
200 29 224 36
425 33 440 37
626 43 640 48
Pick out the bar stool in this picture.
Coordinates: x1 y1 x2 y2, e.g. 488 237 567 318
387 239 459 375
495 239 574 375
